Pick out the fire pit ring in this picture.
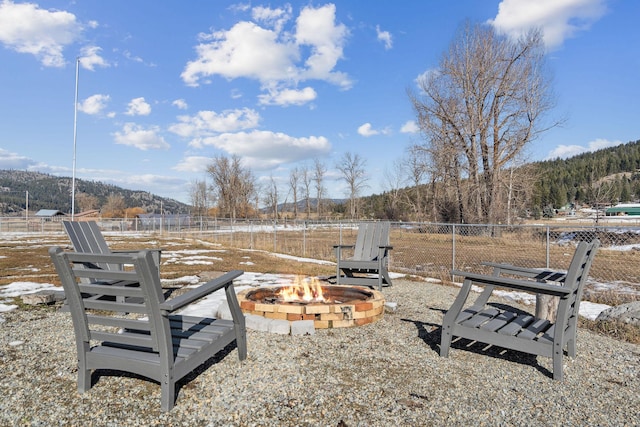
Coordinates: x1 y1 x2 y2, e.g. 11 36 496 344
237 284 385 329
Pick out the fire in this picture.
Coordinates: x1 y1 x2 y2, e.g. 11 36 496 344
277 276 326 303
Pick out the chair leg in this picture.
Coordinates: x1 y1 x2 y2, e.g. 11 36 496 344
77 369 91 393
161 380 176 412
440 325 452 357
552 344 564 380
77 343 91 392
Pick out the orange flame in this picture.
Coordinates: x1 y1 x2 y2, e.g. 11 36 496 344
278 276 326 302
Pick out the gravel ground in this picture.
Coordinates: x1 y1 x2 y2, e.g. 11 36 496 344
1 279 639 426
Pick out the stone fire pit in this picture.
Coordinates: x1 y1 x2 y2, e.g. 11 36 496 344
237 283 385 329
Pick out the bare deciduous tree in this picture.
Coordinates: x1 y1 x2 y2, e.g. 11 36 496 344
336 152 368 219
382 158 406 220
206 155 256 220
102 193 125 218
289 167 300 219
264 174 279 220
410 23 560 224
188 179 210 217
404 145 429 220
313 158 326 216
75 192 99 212
300 165 312 218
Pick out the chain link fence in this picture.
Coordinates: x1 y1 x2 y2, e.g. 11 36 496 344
2 216 639 300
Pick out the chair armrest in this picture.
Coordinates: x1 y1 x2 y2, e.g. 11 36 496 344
333 244 355 249
451 270 572 297
159 270 244 313
112 248 162 258
480 262 566 282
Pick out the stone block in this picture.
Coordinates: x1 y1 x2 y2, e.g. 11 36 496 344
245 314 271 332
384 301 398 313
291 320 315 336
22 291 56 305
268 319 291 335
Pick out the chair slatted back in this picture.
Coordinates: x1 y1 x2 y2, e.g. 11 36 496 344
50 248 169 354
63 221 119 271
556 239 600 328
353 222 390 261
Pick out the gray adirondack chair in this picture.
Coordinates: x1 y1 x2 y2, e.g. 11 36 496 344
440 239 600 380
334 222 393 290
49 247 247 411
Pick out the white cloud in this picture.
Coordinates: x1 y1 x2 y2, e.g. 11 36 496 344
295 4 351 87
376 25 392 50
78 94 110 115
173 156 213 172
113 123 169 150
358 123 378 137
258 86 317 106
172 99 188 110
0 148 38 169
181 4 351 100
182 21 298 86
125 97 151 116
400 120 419 134
546 138 623 159
169 108 261 139
489 0 608 49
0 0 81 67
252 4 292 32
193 130 331 170
79 45 109 70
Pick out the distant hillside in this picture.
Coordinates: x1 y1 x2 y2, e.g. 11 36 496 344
531 139 640 208
0 170 189 215
358 138 640 220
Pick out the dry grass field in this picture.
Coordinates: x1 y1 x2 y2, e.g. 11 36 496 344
1 229 638 343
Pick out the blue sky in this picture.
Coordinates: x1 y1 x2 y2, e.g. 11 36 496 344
0 0 638 205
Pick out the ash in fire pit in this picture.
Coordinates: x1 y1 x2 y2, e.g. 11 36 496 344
237 277 385 329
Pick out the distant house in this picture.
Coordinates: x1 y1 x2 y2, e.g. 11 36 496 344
34 209 66 220
605 203 640 216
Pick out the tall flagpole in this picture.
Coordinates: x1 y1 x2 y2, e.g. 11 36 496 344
71 57 79 220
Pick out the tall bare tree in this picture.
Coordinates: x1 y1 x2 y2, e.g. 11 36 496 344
410 23 560 224
336 152 368 219
313 158 326 216
188 179 210 217
206 154 256 220
101 193 125 218
264 174 279 220
404 145 429 221
75 192 99 212
300 165 312 218
382 158 406 220
289 167 300 219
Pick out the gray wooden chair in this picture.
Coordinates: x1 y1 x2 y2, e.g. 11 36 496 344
334 222 393 290
440 239 600 380
49 247 246 411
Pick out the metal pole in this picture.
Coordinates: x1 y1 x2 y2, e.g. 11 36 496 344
71 57 79 220
546 226 550 268
451 224 456 276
